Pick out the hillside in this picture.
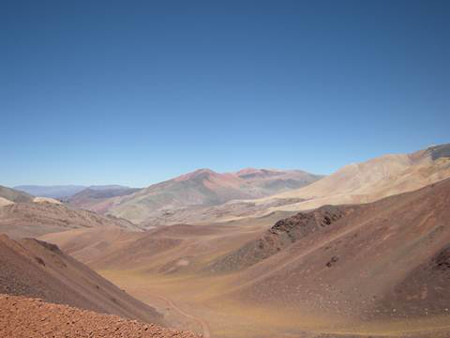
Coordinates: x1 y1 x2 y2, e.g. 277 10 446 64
265 143 450 212
226 178 450 322
0 234 163 325
0 200 140 238
207 205 349 273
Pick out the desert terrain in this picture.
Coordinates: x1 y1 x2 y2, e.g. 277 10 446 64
0 145 449 337
0 294 199 338
38 146 450 337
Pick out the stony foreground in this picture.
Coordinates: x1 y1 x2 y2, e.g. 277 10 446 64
0 294 200 338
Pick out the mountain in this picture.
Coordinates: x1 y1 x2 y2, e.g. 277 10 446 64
0 234 163 325
67 186 140 213
13 184 137 200
170 144 450 225
0 185 34 203
13 185 86 199
105 168 322 225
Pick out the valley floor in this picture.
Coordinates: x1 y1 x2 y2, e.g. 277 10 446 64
99 269 450 338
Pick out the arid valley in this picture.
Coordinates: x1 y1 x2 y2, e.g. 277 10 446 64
1 144 449 337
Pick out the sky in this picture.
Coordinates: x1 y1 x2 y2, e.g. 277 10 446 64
1 0 449 187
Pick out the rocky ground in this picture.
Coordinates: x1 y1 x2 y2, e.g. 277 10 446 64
0 294 200 338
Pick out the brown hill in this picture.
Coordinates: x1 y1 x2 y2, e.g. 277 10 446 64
0 234 163 325
0 199 140 239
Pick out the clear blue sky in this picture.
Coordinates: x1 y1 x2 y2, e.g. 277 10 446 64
1 0 449 187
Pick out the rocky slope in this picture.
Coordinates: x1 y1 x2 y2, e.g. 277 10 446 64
0 294 199 338
207 205 349 273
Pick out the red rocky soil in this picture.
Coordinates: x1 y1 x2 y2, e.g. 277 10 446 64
0 294 200 338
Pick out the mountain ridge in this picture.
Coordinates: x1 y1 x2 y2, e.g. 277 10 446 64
93 168 323 225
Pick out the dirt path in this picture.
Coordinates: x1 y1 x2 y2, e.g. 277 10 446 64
154 294 211 338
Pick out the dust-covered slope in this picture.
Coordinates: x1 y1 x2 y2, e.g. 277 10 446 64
0 235 163 325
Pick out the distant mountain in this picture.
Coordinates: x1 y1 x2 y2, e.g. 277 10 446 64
13 184 138 200
13 185 86 199
104 168 323 225
0 196 140 238
0 185 34 203
67 186 141 213
174 143 450 225
85 185 137 191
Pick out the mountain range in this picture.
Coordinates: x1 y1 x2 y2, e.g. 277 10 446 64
102 168 322 225
149 143 449 226
14 184 136 199
78 143 450 227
